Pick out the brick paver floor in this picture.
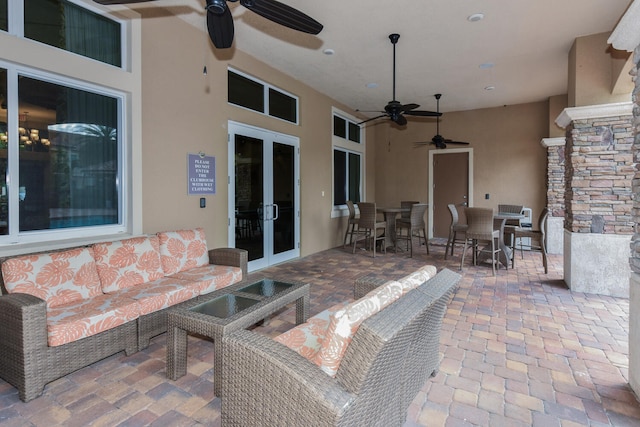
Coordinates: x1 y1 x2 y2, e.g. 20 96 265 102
0 240 637 426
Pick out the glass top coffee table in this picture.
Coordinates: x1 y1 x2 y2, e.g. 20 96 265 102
166 277 309 397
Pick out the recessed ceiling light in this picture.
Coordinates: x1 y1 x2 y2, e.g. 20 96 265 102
484 85 495 91
479 62 494 69
468 13 484 22
323 48 335 55
366 83 379 89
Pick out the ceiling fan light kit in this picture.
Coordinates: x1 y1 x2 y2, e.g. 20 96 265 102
357 33 441 127
414 94 471 149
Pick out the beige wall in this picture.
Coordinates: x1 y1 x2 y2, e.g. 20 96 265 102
548 94 568 137
139 11 375 255
373 102 549 221
568 32 635 107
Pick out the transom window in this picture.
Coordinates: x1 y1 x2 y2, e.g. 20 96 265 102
228 68 298 124
332 109 364 209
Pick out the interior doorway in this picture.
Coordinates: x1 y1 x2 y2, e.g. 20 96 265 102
228 121 300 272
428 148 473 239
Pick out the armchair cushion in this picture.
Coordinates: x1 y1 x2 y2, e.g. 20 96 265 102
157 228 209 275
93 236 164 293
312 280 404 376
1 247 103 308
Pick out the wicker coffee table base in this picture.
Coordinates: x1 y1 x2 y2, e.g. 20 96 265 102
166 278 309 397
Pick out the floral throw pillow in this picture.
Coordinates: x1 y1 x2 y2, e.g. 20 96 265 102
157 228 209 276
398 265 437 293
93 235 165 293
1 247 103 308
312 280 404 377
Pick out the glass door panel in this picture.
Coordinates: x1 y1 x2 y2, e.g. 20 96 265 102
228 122 299 271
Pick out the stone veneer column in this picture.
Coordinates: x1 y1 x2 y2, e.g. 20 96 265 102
608 0 640 399
541 137 566 255
556 103 634 297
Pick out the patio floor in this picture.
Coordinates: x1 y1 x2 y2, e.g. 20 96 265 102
0 240 638 426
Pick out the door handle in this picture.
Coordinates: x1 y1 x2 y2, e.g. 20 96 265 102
272 203 279 221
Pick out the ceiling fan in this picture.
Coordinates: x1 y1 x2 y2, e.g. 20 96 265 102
414 94 470 149
92 0 323 49
357 34 441 127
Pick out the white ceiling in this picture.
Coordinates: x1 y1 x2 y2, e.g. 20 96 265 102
117 0 633 114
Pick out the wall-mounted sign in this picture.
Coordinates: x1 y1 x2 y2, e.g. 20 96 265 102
188 153 215 195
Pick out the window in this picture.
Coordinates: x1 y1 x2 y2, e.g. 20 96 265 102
228 68 298 124
333 114 361 143
1 68 122 236
332 110 364 209
1 0 134 246
333 149 361 206
1 0 7 31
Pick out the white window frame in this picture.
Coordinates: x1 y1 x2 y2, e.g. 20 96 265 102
331 107 364 218
0 0 141 254
227 67 299 125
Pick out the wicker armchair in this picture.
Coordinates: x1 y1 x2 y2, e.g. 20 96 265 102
395 203 429 256
444 203 468 260
221 268 461 427
461 207 502 275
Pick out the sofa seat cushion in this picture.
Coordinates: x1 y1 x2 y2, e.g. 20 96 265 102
168 264 243 295
114 277 201 315
313 280 405 377
93 236 165 293
47 293 140 346
398 265 438 293
274 301 349 360
157 228 209 276
1 247 103 308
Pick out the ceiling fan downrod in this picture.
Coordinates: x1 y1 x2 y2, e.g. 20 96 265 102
389 33 400 102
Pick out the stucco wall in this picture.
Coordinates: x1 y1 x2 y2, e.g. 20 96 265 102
138 10 377 256
373 101 549 220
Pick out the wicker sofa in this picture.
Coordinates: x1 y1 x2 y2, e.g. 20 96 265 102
0 227 247 402
221 266 461 426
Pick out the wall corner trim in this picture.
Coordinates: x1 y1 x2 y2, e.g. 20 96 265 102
608 1 640 52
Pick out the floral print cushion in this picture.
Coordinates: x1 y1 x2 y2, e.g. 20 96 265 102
398 265 438 293
115 277 201 315
93 236 165 293
1 247 103 308
169 264 243 295
274 301 349 361
157 228 210 276
47 293 140 346
312 280 404 377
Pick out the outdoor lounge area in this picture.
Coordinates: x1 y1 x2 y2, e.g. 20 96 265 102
0 241 636 426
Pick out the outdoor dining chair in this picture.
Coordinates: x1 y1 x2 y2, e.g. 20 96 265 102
444 203 468 260
395 203 429 257
461 207 502 275
511 207 549 273
352 202 386 258
342 200 359 248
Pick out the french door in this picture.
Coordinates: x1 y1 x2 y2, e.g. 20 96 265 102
228 122 300 271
